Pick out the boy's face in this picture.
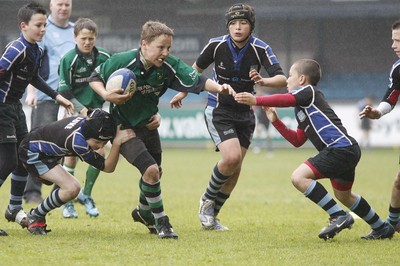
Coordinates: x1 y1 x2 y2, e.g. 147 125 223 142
287 64 301 92
21 13 47 43
228 19 251 45
87 138 107 151
392 28 400 58
141 34 172 67
75 29 96 54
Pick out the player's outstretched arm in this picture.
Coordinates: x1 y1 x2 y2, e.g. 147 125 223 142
170 92 188 109
102 126 135 173
25 84 37 107
264 107 278 122
219 83 236 96
235 92 256 105
204 79 236 96
55 95 74 115
272 119 307 148
359 105 382 119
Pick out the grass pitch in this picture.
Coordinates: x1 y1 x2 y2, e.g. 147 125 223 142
0 148 399 265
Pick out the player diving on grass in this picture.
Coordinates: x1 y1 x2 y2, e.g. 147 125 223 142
19 109 134 235
235 59 395 240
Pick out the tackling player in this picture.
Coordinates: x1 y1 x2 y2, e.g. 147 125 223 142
19 109 134 235
236 59 395 240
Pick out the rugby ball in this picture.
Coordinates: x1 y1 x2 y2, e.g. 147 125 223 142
106 68 136 95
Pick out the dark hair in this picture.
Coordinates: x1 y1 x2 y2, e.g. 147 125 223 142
17 2 47 27
392 19 400 30
74 18 98 37
294 59 321 86
80 109 116 141
225 3 256 31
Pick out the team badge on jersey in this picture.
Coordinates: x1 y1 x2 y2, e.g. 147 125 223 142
297 110 306 122
189 70 197 81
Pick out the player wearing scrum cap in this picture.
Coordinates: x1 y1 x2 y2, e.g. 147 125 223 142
171 3 287 230
18 109 135 235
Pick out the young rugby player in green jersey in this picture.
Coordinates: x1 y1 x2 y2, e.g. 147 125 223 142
89 20 235 239
58 18 111 218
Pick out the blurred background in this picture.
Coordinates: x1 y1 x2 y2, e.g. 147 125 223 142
1 0 400 148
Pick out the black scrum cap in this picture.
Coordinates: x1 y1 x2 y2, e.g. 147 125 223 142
81 109 116 141
225 3 255 31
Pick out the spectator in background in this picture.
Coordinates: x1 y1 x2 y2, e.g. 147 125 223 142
57 18 111 218
24 0 75 207
357 96 374 150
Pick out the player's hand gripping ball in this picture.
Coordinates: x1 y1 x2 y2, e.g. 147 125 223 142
106 68 137 95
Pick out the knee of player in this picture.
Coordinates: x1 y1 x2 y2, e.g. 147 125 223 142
394 174 400 189
290 172 302 187
143 164 161 183
223 154 242 168
63 180 81 199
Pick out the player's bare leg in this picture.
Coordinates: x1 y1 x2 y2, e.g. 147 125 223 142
28 165 81 235
386 171 400 231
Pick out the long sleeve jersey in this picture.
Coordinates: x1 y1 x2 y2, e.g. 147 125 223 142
0 34 57 103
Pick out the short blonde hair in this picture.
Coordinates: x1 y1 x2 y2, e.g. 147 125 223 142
141 21 174 44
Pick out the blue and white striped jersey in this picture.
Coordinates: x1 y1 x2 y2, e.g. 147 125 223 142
0 33 57 103
381 59 400 107
291 85 357 151
20 116 105 170
196 34 284 111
